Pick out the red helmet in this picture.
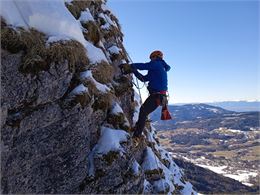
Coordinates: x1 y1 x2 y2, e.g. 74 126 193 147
150 50 163 59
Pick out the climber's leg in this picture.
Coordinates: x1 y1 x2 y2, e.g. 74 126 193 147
133 94 159 137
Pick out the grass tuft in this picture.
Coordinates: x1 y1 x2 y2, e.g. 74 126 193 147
91 61 115 84
113 76 133 96
65 0 91 19
1 25 89 74
82 21 101 45
92 93 113 112
47 40 89 73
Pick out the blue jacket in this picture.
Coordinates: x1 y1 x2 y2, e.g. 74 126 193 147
131 58 171 93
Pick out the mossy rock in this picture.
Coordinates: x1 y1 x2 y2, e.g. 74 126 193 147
92 93 113 112
144 168 165 181
81 79 98 96
102 26 120 40
107 113 124 127
2 26 89 75
65 0 91 19
95 168 106 179
82 21 101 45
75 93 91 107
46 40 89 73
154 181 170 194
20 54 48 74
98 16 106 26
174 184 184 194
91 61 115 84
102 151 119 165
113 76 133 96
119 123 130 132
161 158 171 168
109 52 124 62
1 27 25 53
107 113 130 131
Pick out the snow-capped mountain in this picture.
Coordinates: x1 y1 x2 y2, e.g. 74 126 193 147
151 104 259 131
207 101 260 112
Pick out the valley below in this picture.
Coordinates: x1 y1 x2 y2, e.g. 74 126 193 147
157 128 259 188
151 103 260 193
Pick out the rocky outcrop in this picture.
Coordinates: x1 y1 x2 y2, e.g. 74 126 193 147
1 0 196 194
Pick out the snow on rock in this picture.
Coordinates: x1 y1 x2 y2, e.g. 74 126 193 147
1 0 108 64
168 160 196 195
143 179 153 194
1 0 85 43
79 8 95 23
131 160 141 176
84 41 108 64
46 35 72 45
152 179 170 193
133 90 141 125
101 3 112 13
111 102 124 115
64 0 73 4
99 13 117 30
80 70 110 93
142 147 163 171
108 45 122 55
94 126 129 155
70 84 88 96
146 128 157 144
144 125 197 195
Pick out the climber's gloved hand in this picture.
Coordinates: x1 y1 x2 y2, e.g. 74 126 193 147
119 63 133 75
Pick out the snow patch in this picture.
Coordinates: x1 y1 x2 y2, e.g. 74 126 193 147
80 70 110 93
95 127 129 155
133 90 141 125
79 8 95 23
70 84 88 95
111 102 124 115
131 160 141 176
108 45 122 55
142 147 163 171
46 35 72 45
1 0 108 64
99 12 117 30
143 179 153 193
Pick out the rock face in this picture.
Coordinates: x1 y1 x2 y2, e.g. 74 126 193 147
1 1 196 194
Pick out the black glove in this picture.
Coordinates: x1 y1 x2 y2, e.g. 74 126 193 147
119 63 133 74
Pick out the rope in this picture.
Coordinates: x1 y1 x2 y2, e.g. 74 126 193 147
13 0 30 29
125 51 144 104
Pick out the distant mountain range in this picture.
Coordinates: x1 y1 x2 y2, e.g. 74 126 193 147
150 103 260 131
174 101 260 112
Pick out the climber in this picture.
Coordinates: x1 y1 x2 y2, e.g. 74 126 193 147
119 50 171 144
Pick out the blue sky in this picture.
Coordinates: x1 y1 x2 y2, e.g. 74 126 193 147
108 0 259 103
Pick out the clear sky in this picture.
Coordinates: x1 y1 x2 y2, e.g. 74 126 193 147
108 0 260 104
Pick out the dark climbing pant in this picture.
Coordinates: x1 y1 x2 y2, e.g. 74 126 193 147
133 94 160 137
